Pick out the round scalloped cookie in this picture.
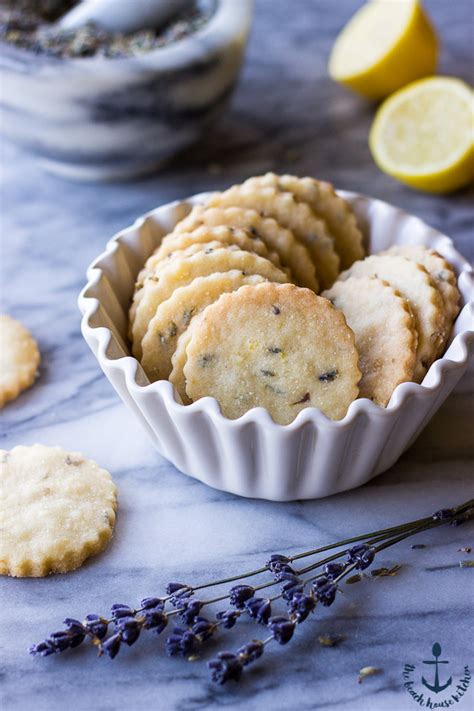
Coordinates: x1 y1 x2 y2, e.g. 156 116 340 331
132 248 289 359
0 315 40 408
141 272 267 382
382 245 460 344
323 277 417 406
250 173 365 269
337 255 445 381
174 205 319 291
132 225 282 300
129 240 233 335
183 283 361 424
170 312 206 404
0 445 117 577
153 224 282 271
132 238 236 304
206 183 339 289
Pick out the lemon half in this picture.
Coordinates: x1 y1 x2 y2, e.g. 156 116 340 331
369 77 474 193
329 0 438 100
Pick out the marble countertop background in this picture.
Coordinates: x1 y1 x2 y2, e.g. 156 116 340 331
1 1 473 710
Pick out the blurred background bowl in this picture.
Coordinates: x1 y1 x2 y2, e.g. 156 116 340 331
0 0 253 181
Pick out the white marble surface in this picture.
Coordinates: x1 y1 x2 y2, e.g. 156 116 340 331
1 1 473 709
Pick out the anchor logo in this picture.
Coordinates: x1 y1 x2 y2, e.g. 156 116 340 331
421 643 453 694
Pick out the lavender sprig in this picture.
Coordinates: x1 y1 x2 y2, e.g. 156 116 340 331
29 500 473 683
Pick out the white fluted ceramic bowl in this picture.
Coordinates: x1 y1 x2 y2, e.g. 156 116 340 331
78 192 474 500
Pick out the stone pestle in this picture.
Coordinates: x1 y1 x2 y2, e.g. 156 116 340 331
58 0 194 35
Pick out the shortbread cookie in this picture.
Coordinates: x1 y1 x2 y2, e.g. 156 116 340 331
207 184 339 289
170 312 206 404
323 277 417 406
132 239 233 306
129 240 238 333
0 315 40 408
383 245 460 342
153 224 282 272
337 255 445 381
247 173 365 268
132 248 289 359
0 445 117 577
183 283 361 424
174 205 319 291
141 272 267 381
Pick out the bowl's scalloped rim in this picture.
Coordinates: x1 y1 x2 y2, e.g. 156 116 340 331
79 190 474 433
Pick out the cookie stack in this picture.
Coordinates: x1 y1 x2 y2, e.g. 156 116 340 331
129 173 460 424
130 173 364 366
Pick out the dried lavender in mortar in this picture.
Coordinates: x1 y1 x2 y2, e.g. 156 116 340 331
0 0 213 58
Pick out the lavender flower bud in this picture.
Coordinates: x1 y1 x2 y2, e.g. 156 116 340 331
324 562 346 579
178 599 203 625
169 587 194 607
237 640 264 665
140 608 168 633
269 616 295 645
62 619 86 647
63 618 86 636
277 573 305 601
274 571 301 583
29 640 56 657
166 582 191 595
115 617 141 646
83 614 108 640
140 597 165 610
347 544 376 570
312 578 337 607
229 585 255 609
287 592 315 622
244 597 272 624
273 563 296 577
165 627 198 657
266 554 292 574
110 604 135 620
192 617 215 641
101 633 122 659
208 652 243 684
216 610 240 629
48 631 76 653
432 508 453 521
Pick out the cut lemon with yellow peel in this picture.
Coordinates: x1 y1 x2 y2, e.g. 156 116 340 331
369 77 474 193
328 0 438 100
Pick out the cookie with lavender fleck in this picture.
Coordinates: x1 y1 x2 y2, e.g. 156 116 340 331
152 224 283 272
169 311 206 404
174 205 319 291
130 239 235 333
141 272 267 382
247 173 365 269
323 277 417 406
0 445 117 577
337 255 445 382
132 248 289 359
0 315 40 408
382 245 460 349
206 183 339 289
183 283 360 424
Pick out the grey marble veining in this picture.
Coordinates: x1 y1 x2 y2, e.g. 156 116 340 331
0 1 253 181
0 1 473 710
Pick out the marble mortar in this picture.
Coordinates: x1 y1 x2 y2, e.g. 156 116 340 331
0 0 253 181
